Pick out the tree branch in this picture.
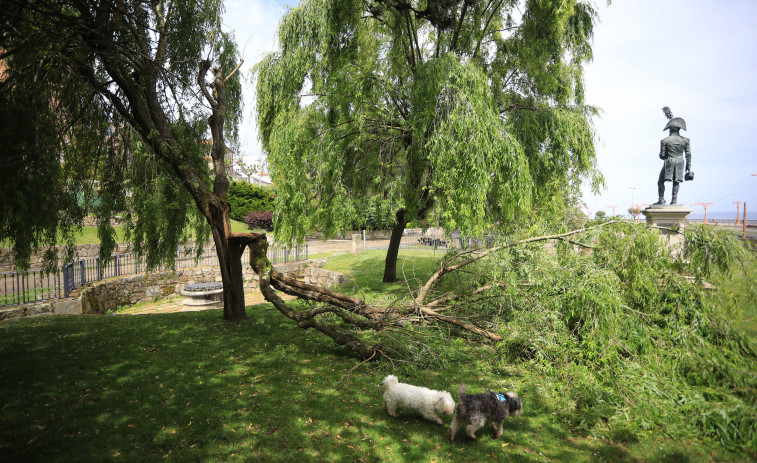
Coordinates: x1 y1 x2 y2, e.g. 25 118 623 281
223 59 244 83
450 0 469 52
415 220 618 305
473 0 504 60
198 59 217 108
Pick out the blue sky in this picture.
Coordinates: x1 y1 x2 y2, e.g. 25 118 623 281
223 0 757 218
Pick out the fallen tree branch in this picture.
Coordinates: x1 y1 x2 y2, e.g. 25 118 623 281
231 233 507 357
426 281 509 308
414 220 618 305
244 234 380 359
559 237 596 249
416 306 502 342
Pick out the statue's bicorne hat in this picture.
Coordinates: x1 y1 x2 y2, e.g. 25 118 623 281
663 117 686 131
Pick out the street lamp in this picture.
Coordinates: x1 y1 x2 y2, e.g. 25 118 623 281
606 205 618 217
733 200 742 225
633 204 649 223
693 202 714 224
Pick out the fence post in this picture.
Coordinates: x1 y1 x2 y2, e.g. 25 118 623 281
80 260 85 287
18 271 23 304
63 264 70 297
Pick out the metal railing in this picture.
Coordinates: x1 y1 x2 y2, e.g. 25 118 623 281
1 268 62 306
397 230 500 251
686 218 757 225
1 243 308 307
268 244 309 265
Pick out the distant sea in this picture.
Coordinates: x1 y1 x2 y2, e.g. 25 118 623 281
686 211 756 220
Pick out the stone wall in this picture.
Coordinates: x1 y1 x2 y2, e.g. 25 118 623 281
304 265 350 287
1 259 346 318
0 298 82 320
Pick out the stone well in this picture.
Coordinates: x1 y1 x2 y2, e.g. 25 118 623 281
180 282 223 311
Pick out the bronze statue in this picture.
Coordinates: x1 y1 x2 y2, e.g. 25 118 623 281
653 106 693 206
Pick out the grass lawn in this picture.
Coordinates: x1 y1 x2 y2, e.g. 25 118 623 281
0 249 753 462
1 305 743 462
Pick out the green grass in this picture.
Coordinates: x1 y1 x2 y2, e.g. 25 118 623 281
322 250 441 304
1 305 743 462
1 246 752 462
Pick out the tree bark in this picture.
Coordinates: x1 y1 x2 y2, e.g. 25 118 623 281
199 59 247 321
207 200 247 321
242 234 380 359
383 209 406 283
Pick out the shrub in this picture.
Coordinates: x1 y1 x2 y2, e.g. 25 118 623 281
227 181 274 222
244 210 273 231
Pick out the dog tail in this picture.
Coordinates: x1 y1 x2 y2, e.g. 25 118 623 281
457 384 467 398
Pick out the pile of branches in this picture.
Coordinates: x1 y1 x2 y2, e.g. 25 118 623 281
233 221 622 360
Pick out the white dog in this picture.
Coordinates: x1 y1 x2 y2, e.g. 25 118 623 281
379 375 456 425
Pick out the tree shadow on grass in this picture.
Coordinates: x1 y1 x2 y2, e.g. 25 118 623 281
0 304 728 462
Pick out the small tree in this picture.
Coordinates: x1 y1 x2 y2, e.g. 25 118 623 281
595 210 607 220
235 159 257 183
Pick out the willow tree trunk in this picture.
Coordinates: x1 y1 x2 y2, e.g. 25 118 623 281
382 209 406 283
199 62 247 322
206 199 247 321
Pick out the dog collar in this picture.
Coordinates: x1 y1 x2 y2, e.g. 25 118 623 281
492 392 507 402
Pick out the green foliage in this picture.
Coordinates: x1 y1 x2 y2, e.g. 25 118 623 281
0 0 242 271
227 181 275 222
682 224 751 281
0 298 744 462
0 33 105 270
255 0 604 243
473 223 757 455
123 132 211 270
320 223 757 455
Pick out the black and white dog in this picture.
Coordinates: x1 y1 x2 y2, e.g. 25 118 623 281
449 385 523 442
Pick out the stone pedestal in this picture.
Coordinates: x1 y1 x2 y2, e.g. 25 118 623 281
641 205 692 250
181 282 223 311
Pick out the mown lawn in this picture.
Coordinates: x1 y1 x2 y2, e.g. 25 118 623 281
2 306 743 462
1 247 753 462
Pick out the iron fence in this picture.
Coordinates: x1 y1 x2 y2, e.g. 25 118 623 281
686 218 757 225
397 230 500 251
1 268 62 306
2 243 308 307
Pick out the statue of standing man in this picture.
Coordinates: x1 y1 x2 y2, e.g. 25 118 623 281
653 106 693 206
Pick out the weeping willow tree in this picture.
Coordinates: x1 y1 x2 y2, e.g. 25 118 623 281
0 0 248 320
256 0 604 282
